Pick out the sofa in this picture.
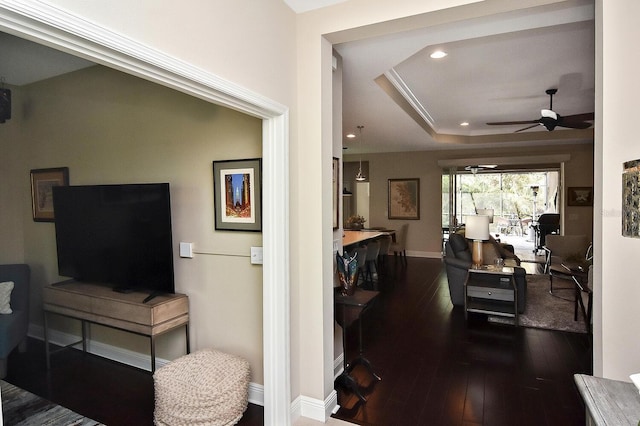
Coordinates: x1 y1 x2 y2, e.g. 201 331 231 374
0 264 30 378
443 233 527 313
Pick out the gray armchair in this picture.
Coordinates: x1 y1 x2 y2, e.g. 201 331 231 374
444 233 527 313
0 264 30 378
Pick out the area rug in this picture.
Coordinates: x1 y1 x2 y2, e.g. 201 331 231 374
1 380 104 425
489 273 590 334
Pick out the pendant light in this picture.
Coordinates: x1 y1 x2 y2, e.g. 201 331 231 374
355 125 366 181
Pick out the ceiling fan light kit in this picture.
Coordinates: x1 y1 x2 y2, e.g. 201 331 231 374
355 125 366 182
486 88 594 133
465 164 497 175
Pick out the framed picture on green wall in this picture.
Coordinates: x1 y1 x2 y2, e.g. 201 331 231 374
30 167 69 222
213 158 262 231
388 178 420 220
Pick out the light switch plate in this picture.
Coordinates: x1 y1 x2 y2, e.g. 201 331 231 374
251 246 263 264
179 242 193 258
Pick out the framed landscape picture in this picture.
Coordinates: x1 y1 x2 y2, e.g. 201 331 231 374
213 158 262 231
388 178 420 220
30 167 69 222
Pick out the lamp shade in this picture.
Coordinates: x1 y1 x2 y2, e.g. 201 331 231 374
465 215 490 241
476 208 494 223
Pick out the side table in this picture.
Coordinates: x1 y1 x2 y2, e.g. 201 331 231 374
575 374 640 425
465 265 518 326
334 287 381 402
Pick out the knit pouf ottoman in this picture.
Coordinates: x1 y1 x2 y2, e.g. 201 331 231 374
153 349 250 426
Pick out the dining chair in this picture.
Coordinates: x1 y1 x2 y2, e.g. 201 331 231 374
377 235 392 275
363 240 380 285
389 223 408 265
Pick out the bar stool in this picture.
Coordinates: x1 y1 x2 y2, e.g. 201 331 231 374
377 235 392 275
363 240 380 286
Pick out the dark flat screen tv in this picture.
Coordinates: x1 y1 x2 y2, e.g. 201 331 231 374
52 183 175 295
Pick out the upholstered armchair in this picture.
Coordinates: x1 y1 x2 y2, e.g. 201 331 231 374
543 234 591 292
443 233 527 313
0 264 30 378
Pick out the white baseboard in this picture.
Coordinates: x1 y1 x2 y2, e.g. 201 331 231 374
292 390 339 423
27 324 265 406
406 250 443 259
334 352 344 378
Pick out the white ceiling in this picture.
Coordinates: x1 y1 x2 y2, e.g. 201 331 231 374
334 0 595 153
1 0 595 155
283 0 347 13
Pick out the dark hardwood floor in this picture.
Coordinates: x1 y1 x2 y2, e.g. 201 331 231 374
333 257 592 426
4 257 590 425
4 338 264 425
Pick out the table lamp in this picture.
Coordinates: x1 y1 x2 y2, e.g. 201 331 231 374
466 215 490 268
476 208 494 223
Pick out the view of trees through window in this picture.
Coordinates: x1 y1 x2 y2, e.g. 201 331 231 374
442 170 559 236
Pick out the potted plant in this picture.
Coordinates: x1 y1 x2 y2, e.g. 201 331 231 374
346 215 366 229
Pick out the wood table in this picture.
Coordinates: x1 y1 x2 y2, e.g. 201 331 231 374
574 374 640 425
43 280 190 372
342 229 394 250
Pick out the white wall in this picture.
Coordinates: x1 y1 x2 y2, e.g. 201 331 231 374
597 0 640 380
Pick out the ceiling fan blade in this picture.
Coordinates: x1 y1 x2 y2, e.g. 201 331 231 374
557 112 595 129
514 124 541 133
561 112 595 122
557 121 593 130
486 120 539 126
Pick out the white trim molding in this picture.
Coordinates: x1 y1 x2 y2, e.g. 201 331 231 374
2 2 290 425
28 325 268 405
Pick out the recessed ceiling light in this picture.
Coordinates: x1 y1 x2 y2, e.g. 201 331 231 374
460 122 469 126
346 133 356 138
430 50 447 59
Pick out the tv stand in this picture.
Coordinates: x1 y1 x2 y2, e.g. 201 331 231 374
142 291 162 304
43 280 189 372
112 286 135 294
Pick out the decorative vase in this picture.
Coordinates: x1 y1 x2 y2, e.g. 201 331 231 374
336 250 358 296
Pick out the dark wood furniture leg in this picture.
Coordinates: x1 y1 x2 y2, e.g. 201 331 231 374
334 289 381 402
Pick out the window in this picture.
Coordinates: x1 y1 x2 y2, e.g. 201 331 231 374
442 170 560 238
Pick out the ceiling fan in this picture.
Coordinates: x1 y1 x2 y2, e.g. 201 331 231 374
465 164 497 175
486 89 594 132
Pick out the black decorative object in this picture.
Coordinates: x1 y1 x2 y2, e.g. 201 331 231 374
0 88 11 123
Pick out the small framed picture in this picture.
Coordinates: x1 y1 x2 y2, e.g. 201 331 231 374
567 186 593 207
30 167 69 222
213 158 262 231
333 157 339 230
388 178 420 220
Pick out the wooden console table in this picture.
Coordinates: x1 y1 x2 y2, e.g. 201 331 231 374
43 280 189 372
574 374 640 425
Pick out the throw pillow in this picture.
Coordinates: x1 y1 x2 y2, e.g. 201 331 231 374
0 281 14 314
